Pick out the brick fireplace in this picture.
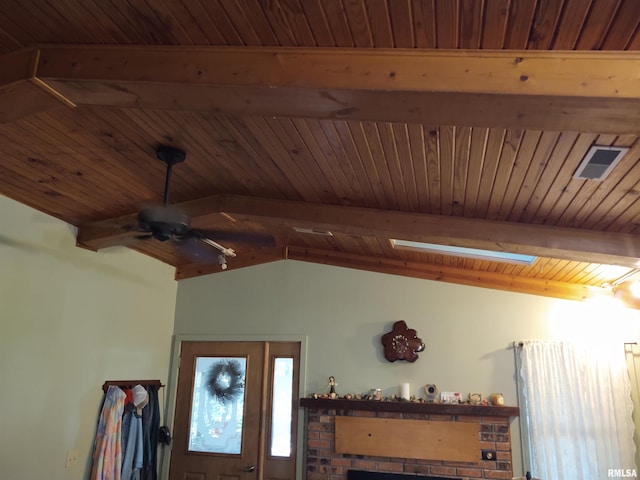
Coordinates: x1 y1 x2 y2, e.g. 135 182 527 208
300 398 518 480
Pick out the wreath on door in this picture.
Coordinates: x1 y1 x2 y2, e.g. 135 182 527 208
206 359 245 403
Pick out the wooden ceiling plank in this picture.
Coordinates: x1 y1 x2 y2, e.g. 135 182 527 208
406 124 431 213
139 0 197 45
520 131 579 224
507 131 560 222
290 119 362 205
411 0 437 48
434 0 459 48
503 0 537 49
153 0 212 44
575 0 620 49
527 0 564 50
0 140 93 221
198 115 279 198
540 133 599 226
626 25 640 50
481 0 510 49
318 119 376 205
600 0 640 50
486 129 524 220
286 245 600 301
459 0 483 49
92 0 159 44
272 118 344 203
123 0 184 44
166 111 250 196
218 0 280 46
217 115 295 198
0 9 35 51
474 128 506 218
0 130 109 220
15 113 160 218
46 0 120 44
462 127 488 218
438 126 456 215
241 116 321 202
31 45 640 134
359 121 399 208
3 0 75 44
322 0 356 47
392 123 421 212
598 193 640 234
425 126 442 214
271 0 316 46
614 135 638 148
561 261 600 285
256 0 297 46
345 120 394 209
342 0 374 47
300 0 335 46
364 0 394 47
496 130 541 221
551 0 593 49
376 123 411 211
200 0 246 45
388 0 414 47
171 0 227 44
334 120 386 209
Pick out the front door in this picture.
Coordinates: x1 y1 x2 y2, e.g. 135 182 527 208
169 341 300 480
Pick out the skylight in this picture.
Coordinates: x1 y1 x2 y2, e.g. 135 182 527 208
390 239 537 265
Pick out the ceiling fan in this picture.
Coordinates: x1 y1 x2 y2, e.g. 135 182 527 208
133 145 275 269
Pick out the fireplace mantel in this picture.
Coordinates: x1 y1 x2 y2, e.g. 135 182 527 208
300 397 519 417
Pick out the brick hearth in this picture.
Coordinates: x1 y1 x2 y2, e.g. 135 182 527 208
301 400 516 480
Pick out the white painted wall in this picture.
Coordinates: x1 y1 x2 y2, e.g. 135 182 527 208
0 195 177 480
175 260 640 476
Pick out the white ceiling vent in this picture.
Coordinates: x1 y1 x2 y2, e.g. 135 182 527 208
573 145 628 180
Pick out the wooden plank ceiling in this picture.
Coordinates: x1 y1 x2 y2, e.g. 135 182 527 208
1 0 640 305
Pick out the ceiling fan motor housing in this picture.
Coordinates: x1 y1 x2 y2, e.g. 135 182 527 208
137 206 190 241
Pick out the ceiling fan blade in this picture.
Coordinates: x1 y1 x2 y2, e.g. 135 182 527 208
176 235 224 263
189 228 276 248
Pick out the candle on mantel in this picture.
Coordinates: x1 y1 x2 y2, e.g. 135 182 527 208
400 383 410 400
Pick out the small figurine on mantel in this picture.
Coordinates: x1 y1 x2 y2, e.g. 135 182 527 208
328 376 338 399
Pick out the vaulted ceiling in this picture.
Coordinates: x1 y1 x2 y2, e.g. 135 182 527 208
2 0 640 305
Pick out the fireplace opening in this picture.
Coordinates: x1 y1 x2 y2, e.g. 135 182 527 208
347 470 461 480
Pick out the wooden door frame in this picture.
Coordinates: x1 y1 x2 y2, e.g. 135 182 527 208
159 334 308 480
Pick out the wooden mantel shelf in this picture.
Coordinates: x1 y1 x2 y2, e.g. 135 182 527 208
299 397 519 417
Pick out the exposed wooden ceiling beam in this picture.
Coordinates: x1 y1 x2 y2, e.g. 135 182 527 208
176 248 285 280
2 46 640 132
0 48 73 123
77 194 640 268
286 246 602 302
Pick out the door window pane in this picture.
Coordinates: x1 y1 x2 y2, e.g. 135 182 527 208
189 356 246 454
270 357 293 457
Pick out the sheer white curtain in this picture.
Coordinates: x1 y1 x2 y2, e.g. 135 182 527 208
520 340 636 480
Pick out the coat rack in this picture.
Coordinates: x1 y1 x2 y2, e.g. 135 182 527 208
102 379 164 393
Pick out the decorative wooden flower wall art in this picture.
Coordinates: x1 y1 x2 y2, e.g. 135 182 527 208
381 320 425 362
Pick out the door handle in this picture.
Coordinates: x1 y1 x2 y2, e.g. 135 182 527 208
243 465 256 472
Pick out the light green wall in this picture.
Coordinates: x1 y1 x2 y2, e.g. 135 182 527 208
175 260 640 476
0 195 177 480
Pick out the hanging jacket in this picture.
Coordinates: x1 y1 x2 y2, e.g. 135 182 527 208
91 386 126 480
